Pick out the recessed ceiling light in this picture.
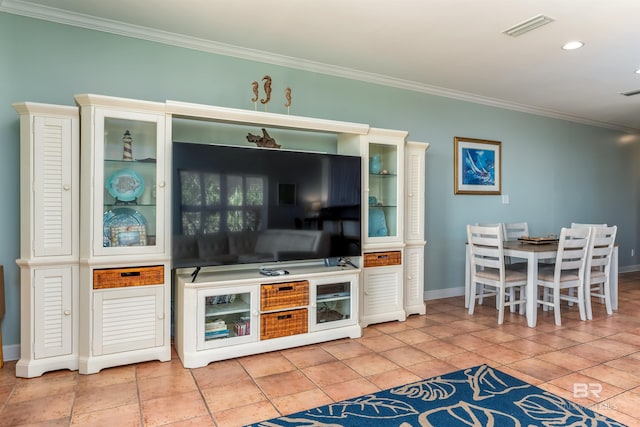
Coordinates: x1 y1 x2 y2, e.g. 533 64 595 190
562 41 584 50
635 68 640 74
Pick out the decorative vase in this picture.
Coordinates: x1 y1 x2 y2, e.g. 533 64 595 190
369 154 381 174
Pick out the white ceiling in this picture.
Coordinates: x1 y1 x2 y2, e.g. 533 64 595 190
3 0 640 132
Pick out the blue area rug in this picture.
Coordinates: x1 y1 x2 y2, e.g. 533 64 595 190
246 364 626 426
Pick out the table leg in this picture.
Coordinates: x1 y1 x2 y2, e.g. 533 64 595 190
526 252 538 327
464 244 471 308
611 246 618 311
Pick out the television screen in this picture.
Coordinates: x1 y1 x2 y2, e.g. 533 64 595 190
171 142 362 269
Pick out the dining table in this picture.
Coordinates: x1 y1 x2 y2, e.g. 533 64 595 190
464 240 619 328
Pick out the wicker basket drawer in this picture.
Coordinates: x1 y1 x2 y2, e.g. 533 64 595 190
261 281 309 311
260 308 308 340
93 265 164 289
363 251 402 267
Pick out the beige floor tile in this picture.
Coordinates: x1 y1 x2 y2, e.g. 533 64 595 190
302 361 360 387
536 350 601 371
0 391 74 426
70 402 142 427
380 345 434 366
213 401 279 427
322 377 379 401
238 352 296 378
191 359 251 389
320 340 373 360
445 333 493 351
271 388 333 415
138 370 198 401
281 346 336 369
358 334 406 352
472 343 529 365
77 365 136 391
390 328 436 345
343 353 400 377
506 358 572 382
9 372 77 403
201 378 266 412
366 367 422 390
580 364 640 391
141 390 208 427
73 381 139 414
413 339 467 358
254 370 316 399
444 351 496 369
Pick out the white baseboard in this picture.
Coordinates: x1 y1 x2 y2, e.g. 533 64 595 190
619 264 640 273
424 286 465 301
3 344 20 362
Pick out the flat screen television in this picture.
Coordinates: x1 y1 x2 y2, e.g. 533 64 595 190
171 142 362 269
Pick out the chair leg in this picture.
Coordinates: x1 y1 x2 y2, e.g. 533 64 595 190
519 286 526 315
468 282 477 315
497 287 506 325
585 280 594 321
577 286 586 321
553 287 562 326
603 279 613 315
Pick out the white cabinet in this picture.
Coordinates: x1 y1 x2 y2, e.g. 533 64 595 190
92 285 164 355
13 103 79 378
75 95 171 374
197 286 259 350
175 266 361 368
404 246 425 316
310 275 358 332
404 141 429 316
361 254 404 327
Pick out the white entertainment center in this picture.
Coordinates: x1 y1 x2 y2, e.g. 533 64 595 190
13 94 429 376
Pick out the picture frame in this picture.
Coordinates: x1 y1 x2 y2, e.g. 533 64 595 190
110 225 147 247
454 137 501 195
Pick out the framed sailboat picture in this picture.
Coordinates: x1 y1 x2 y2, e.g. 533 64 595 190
454 137 501 195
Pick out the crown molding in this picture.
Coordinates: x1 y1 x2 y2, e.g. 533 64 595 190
1 0 636 134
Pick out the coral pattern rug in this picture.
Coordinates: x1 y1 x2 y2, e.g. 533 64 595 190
246 364 625 426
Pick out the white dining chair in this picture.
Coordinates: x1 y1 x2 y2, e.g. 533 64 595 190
503 222 529 240
584 225 617 320
467 224 527 324
537 227 591 326
571 222 607 228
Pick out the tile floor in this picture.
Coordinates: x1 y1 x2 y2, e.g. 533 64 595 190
1 272 640 426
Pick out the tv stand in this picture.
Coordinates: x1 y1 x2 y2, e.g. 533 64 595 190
174 262 361 368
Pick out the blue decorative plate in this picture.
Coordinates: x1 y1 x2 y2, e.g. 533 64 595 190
106 168 144 202
103 208 147 247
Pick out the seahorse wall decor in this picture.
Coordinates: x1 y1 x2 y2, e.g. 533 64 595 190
251 81 259 103
260 75 272 104
284 87 292 108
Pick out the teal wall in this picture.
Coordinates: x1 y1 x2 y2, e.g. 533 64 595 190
1 13 638 348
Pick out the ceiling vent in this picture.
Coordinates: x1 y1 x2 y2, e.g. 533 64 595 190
503 14 554 37
621 89 640 97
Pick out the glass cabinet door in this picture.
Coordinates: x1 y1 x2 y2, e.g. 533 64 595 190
367 142 399 240
197 287 258 350
311 279 356 331
96 111 165 255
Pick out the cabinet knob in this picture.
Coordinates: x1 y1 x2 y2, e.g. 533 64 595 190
407 276 413 280
63 309 71 316
158 181 166 188
63 185 70 191
158 313 164 320
408 193 413 197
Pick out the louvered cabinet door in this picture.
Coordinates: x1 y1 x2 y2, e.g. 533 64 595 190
33 267 74 359
32 115 75 257
404 142 427 244
92 286 164 356
361 265 405 327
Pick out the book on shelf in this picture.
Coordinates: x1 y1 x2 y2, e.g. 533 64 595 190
205 319 227 331
205 329 229 339
205 294 237 305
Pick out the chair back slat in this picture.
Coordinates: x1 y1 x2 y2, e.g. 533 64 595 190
467 224 504 276
587 226 617 272
555 227 591 275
